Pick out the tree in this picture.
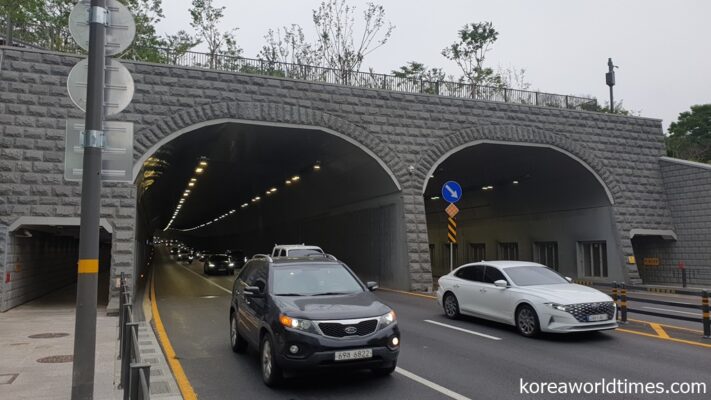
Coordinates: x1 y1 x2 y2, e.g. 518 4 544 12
392 61 447 94
161 30 200 64
579 99 637 115
666 104 711 163
189 0 241 69
259 24 315 66
441 22 502 94
497 66 531 91
312 0 394 83
120 0 166 62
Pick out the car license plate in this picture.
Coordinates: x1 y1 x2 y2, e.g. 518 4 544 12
588 314 609 322
334 348 372 361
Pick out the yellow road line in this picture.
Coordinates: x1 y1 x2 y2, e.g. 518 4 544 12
649 323 670 339
151 275 198 400
628 318 703 334
379 287 437 299
616 328 711 349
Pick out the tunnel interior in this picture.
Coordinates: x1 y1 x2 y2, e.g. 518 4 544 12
1 225 111 311
135 122 406 288
424 143 621 281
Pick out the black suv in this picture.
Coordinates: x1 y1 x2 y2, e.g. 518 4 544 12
228 255 400 386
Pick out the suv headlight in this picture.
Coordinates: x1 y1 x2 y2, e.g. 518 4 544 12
208 262 215 267
544 303 569 312
279 314 318 334
379 310 397 328
228 262 234 266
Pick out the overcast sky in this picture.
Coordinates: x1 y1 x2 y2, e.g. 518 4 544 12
155 0 711 130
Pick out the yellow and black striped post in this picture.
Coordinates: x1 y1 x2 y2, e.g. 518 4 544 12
612 282 619 320
447 217 457 244
702 290 710 338
620 283 628 323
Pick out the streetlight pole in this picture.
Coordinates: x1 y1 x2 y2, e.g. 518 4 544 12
71 0 106 398
606 58 617 113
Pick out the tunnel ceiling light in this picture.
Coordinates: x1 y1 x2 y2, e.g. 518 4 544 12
241 203 248 208
291 175 300 181
183 192 189 197
269 187 277 193
190 178 197 182
199 160 208 166
285 180 292 185
188 182 195 187
313 163 321 171
195 167 204 173
229 209 236 214
513 180 519 184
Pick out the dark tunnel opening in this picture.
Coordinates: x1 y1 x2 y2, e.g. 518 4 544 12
134 122 408 289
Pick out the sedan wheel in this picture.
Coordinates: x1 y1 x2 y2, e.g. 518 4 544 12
443 293 460 319
516 305 540 337
261 336 283 386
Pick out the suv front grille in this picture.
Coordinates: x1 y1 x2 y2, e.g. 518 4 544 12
567 302 615 322
318 319 378 338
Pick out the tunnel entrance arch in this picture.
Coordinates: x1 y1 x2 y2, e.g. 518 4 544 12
417 126 627 284
129 102 418 292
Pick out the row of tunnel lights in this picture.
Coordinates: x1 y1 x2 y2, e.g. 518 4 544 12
163 159 209 231
429 180 519 200
165 161 322 232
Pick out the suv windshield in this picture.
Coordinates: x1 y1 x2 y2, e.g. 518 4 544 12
272 264 363 296
210 255 230 262
287 249 323 257
504 266 568 286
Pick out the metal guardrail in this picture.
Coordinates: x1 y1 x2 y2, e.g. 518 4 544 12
0 21 598 111
639 267 711 288
577 280 710 338
118 273 151 400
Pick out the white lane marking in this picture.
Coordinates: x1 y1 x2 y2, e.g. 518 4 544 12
642 306 701 317
395 367 471 400
177 263 232 294
424 320 502 341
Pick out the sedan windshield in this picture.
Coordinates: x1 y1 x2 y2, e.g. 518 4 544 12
273 264 363 296
505 266 569 286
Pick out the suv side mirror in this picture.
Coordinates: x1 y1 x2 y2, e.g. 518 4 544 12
244 285 264 298
494 280 508 288
366 281 379 291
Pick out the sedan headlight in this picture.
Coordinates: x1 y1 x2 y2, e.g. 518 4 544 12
279 314 319 334
228 262 234 267
544 303 569 312
208 262 215 267
379 310 397 328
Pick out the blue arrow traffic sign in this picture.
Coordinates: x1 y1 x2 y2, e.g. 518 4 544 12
441 181 462 203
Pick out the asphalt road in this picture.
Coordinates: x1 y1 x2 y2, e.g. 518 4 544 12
153 249 710 400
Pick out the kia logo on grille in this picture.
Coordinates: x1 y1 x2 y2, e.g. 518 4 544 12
344 326 358 335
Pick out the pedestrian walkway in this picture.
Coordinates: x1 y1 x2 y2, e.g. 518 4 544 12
0 283 119 399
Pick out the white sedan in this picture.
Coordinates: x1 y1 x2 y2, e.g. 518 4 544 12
436 261 618 337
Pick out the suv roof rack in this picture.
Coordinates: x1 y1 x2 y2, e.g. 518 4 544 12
305 253 338 261
252 254 273 262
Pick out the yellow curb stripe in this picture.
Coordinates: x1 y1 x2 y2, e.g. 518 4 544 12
628 318 704 334
650 323 670 339
379 287 437 300
78 259 98 274
616 328 711 349
151 276 198 400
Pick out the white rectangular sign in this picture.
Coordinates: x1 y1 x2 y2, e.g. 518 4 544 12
64 119 134 182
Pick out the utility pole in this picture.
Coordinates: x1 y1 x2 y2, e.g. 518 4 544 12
71 0 106 398
606 58 617 113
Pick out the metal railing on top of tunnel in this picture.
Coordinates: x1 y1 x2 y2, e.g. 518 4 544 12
0 21 599 112
118 273 151 400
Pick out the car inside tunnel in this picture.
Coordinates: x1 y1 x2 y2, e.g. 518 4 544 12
424 143 622 282
134 122 407 289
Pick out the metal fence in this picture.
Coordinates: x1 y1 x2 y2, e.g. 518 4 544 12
0 21 598 111
118 273 151 400
576 280 710 338
639 267 711 287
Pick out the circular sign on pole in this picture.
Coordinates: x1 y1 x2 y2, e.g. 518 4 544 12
69 0 136 56
441 181 463 203
67 58 135 116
